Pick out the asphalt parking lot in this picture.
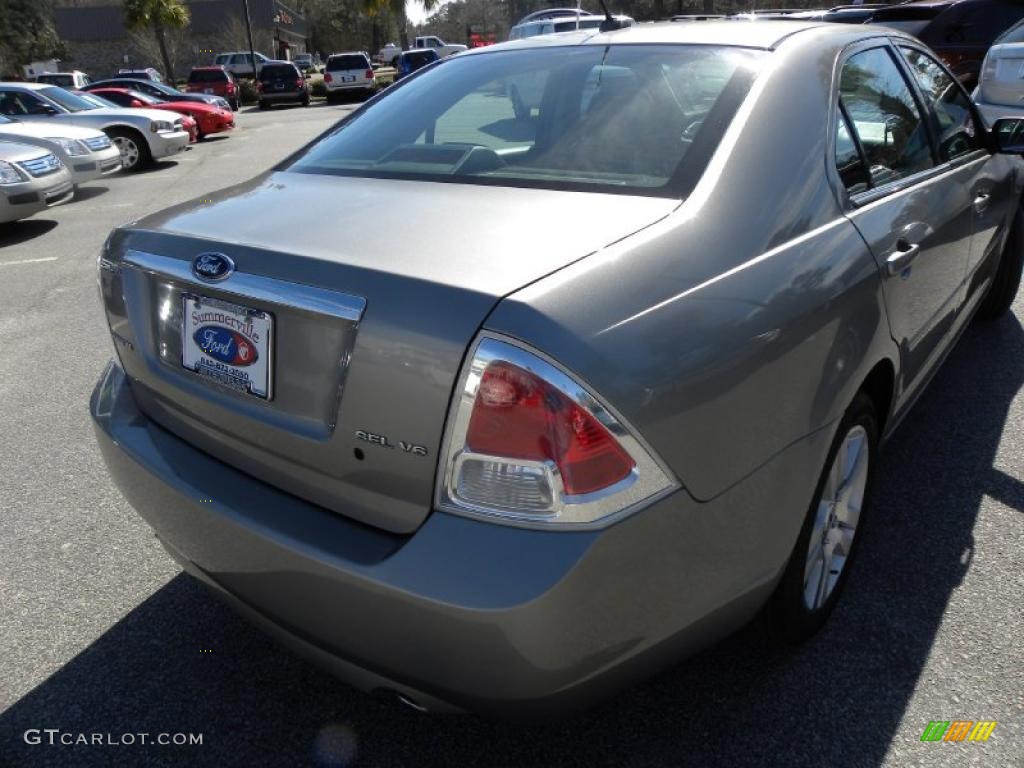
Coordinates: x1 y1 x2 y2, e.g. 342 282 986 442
0 102 1021 768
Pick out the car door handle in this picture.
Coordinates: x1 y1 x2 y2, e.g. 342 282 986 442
886 241 920 276
973 191 991 214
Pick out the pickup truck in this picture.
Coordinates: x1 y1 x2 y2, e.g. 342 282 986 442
414 36 467 58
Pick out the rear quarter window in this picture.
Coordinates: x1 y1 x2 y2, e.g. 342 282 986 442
189 70 226 83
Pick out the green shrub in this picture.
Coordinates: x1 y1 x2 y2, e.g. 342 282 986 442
311 80 327 98
238 79 258 105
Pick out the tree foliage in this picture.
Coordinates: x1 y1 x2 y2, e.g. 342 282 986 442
122 0 191 80
0 0 64 77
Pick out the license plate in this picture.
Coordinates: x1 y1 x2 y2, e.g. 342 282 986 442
204 88 214 93
342 75 356 82
181 295 273 399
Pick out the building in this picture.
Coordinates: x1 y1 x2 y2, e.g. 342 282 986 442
52 0 308 80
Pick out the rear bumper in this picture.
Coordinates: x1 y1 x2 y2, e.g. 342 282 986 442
90 361 815 716
260 90 307 103
326 81 374 92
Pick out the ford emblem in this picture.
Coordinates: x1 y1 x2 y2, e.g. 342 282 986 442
192 252 234 282
193 326 258 366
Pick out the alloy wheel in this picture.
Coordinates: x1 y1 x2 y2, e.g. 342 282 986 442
112 136 140 170
803 425 869 611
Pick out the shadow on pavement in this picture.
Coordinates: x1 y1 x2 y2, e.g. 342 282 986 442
0 219 58 247
1 315 1021 768
70 186 108 203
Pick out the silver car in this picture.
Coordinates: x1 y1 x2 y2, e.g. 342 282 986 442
0 83 190 172
0 141 74 223
0 114 121 186
91 21 1024 716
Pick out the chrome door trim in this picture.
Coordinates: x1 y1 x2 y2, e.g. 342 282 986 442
123 249 366 322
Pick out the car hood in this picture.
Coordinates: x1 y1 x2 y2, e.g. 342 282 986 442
0 120 104 141
162 101 218 114
133 170 678 296
0 140 52 163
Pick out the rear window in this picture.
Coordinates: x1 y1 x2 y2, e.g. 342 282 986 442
289 45 762 197
404 51 437 66
260 64 299 80
327 55 369 70
189 69 227 83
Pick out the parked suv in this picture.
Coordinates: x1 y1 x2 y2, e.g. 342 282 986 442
215 52 270 78
324 53 376 102
872 0 1024 87
256 61 309 109
185 66 240 110
395 49 440 81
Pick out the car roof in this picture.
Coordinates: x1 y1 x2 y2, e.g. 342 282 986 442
478 19 834 53
0 82 51 91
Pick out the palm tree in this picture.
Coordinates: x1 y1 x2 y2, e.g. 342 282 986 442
122 0 190 82
365 0 439 51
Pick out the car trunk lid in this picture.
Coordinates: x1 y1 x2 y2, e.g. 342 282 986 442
100 171 676 533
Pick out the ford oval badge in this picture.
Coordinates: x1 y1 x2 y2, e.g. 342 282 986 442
192 252 234 282
192 326 259 366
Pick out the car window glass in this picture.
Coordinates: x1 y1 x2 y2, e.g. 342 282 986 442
899 46 981 162
291 45 762 196
839 47 933 187
261 65 297 80
0 91 43 115
327 55 368 70
996 19 1024 44
835 107 869 195
942 4 1023 45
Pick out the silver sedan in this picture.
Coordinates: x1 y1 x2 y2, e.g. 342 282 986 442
91 20 1024 716
0 141 73 223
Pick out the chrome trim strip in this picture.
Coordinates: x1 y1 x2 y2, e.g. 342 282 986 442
123 249 366 322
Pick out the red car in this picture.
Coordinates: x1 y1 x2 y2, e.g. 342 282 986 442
185 66 240 111
88 87 234 139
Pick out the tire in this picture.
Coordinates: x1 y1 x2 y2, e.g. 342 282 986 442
765 392 878 644
230 98 239 111
977 205 1024 321
325 93 336 105
258 100 269 110
302 94 310 107
106 128 152 173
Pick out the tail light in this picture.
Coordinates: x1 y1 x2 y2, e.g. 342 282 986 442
226 82 235 94
256 82 264 92
365 69 375 80
295 78 304 88
437 336 676 527
324 72 333 83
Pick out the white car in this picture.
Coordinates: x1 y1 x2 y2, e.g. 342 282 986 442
0 83 189 172
324 52 376 102
0 114 121 186
975 19 1024 126
377 43 402 65
0 141 74 224
36 71 93 89
413 36 468 58
214 52 271 78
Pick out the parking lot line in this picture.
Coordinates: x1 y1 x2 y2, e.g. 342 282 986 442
0 257 58 267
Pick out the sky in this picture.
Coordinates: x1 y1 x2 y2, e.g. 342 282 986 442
406 0 438 25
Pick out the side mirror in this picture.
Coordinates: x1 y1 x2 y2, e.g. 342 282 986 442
991 117 1024 154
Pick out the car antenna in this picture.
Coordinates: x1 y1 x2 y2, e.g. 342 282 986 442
597 0 626 31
